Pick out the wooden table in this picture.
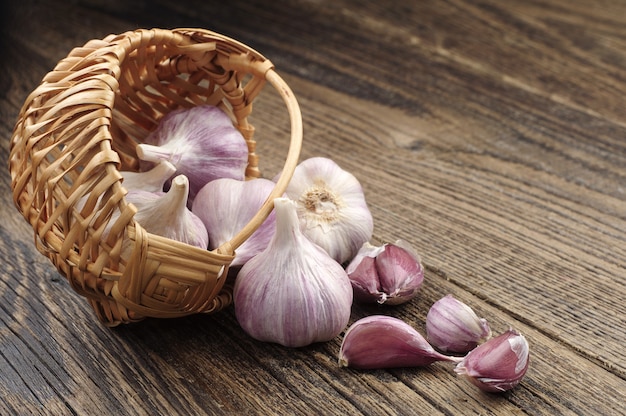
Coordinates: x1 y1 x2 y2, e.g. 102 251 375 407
1 0 625 414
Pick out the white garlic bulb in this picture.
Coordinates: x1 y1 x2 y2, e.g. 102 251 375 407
279 157 373 264
192 177 279 266
121 160 176 193
233 197 353 347
119 175 209 253
76 161 177 214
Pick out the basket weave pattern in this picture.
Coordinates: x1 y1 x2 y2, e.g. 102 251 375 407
9 28 302 326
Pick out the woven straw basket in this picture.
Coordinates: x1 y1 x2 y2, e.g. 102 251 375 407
9 28 303 326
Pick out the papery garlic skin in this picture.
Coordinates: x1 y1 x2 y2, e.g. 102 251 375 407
192 178 278 266
136 105 248 203
280 157 373 264
121 161 176 193
426 294 492 353
338 315 462 369
454 329 530 392
129 175 209 249
346 240 424 305
233 198 353 348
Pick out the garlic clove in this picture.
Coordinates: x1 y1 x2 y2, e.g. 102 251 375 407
233 197 353 348
130 174 209 249
136 105 249 203
338 315 462 369
192 177 279 266
426 294 492 353
279 157 374 264
75 161 177 215
454 328 530 392
121 160 176 193
344 243 383 303
346 240 424 305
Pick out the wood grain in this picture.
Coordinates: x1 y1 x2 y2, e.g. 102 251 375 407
1 0 625 415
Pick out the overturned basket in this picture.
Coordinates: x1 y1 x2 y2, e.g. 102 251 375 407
9 28 303 326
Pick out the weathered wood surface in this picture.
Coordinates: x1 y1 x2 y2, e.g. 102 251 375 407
1 0 625 415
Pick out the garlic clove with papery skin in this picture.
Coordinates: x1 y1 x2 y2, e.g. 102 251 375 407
454 328 530 393
233 197 353 348
136 105 249 203
338 315 462 370
278 157 373 265
426 294 492 353
192 177 279 266
346 240 424 305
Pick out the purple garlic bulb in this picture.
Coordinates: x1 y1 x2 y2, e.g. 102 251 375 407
192 177 280 267
233 198 353 348
136 105 249 204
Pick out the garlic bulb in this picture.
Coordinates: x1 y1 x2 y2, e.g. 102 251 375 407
192 177 279 266
124 175 208 250
76 161 177 214
136 105 249 203
121 160 176 193
338 315 462 369
233 197 353 347
346 239 424 305
279 157 373 264
454 328 530 392
426 294 492 353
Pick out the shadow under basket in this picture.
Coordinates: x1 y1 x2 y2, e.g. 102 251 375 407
8 28 303 326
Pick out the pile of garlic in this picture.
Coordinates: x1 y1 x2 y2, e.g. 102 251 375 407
339 296 530 393
121 104 529 394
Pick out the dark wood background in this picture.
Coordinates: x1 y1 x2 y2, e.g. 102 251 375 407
1 0 625 415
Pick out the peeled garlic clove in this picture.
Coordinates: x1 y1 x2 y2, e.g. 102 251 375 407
233 197 353 348
130 175 209 249
338 315 462 369
279 157 373 264
426 294 492 353
121 160 176 193
136 105 248 203
454 328 530 392
346 240 424 305
192 177 279 266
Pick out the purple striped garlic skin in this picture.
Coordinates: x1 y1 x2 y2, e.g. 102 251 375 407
136 105 249 204
426 294 492 353
192 177 279 267
233 198 353 348
454 328 530 393
346 240 424 305
338 315 462 370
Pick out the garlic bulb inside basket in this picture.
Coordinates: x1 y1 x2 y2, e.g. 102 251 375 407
136 105 249 204
192 178 279 267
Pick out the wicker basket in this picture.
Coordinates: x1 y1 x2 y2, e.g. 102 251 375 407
8 28 303 326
